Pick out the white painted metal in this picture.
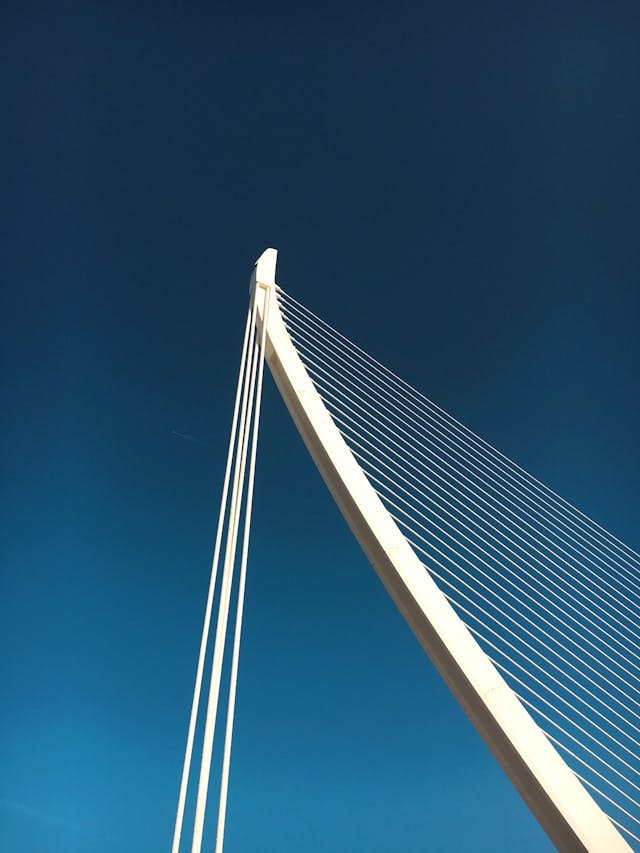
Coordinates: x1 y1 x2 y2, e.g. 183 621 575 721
251 248 631 853
214 279 272 853
171 308 253 853
192 300 261 853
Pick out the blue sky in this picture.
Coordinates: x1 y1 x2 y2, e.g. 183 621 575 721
2 2 640 851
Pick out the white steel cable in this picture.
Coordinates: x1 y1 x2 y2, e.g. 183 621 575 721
515 697 640 801
473 637 640 773
423 562 640 760
431 574 640 758
572 774 640 835
340 388 633 832
351 428 640 695
612 822 640 847
316 381 640 653
437 575 640 760
171 308 252 853
328 403 640 671
610 818 640 848
278 290 640 575
276 289 640 844
388 506 640 726
545 735 640 813
378 473 640 701
490 668 640 781
458 620 640 808
394 519 640 717
278 289 640 572
192 302 261 853
282 310 640 597
498 693 640 806
321 397 640 811
280 298 640 587
214 285 271 853
300 349 640 623
302 349 640 620
174 283 640 850
353 439 640 687
363 442 640 683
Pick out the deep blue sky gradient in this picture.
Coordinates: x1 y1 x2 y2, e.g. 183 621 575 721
2 2 640 851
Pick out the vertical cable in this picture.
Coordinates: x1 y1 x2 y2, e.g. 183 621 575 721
171 307 252 853
191 296 261 853
215 285 271 853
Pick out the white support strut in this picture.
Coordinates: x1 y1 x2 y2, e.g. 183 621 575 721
171 309 253 853
192 299 261 853
251 248 631 853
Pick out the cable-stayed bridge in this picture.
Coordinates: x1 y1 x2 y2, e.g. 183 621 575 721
171 250 639 853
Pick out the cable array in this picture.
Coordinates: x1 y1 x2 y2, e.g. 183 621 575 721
277 286 640 847
172 285 271 853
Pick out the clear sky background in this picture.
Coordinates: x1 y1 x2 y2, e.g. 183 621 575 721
2 2 640 851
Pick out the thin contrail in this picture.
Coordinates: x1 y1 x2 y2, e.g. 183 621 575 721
171 429 210 448
0 797 76 828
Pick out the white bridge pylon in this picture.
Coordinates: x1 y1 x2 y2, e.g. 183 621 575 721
172 249 636 853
